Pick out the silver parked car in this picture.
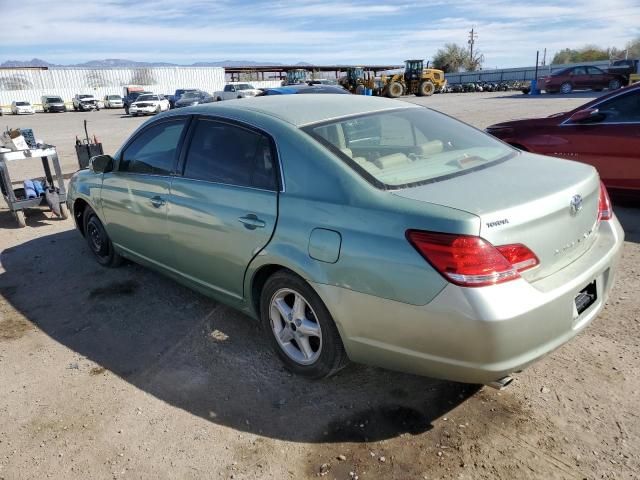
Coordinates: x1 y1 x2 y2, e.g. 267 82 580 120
67 95 624 385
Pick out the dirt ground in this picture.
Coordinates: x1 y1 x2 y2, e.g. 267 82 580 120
1 92 639 480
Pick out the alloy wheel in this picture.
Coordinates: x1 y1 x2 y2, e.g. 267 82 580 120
269 288 322 365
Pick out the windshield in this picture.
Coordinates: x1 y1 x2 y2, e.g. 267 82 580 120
108 95 121 100
136 95 156 101
551 68 570 77
46 97 62 102
79 95 92 99
236 83 254 90
181 91 200 99
16 102 29 106
304 108 514 189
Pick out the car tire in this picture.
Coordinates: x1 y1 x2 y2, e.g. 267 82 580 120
608 79 621 90
260 270 348 379
560 82 573 94
83 207 122 267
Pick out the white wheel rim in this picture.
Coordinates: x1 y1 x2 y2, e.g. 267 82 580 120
269 288 322 365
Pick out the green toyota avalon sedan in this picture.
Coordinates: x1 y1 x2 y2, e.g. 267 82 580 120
67 95 624 387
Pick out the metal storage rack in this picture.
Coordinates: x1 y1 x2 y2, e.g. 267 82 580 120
0 146 68 228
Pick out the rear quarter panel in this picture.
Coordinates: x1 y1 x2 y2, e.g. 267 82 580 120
242 120 480 310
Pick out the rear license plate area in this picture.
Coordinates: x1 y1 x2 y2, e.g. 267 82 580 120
575 281 597 315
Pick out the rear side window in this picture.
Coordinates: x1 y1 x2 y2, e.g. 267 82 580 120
305 108 513 189
182 119 277 190
120 119 186 175
598 91 640 122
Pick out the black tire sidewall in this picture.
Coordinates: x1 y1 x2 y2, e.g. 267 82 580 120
83 208 120 267
260 271 346 379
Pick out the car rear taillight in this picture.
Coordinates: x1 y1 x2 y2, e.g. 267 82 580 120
406 230 539 288
598 181 613 221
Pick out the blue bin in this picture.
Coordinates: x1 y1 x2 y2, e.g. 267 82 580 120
530 79 540 96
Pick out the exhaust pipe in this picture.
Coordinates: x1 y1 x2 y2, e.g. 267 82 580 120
486 376 513 390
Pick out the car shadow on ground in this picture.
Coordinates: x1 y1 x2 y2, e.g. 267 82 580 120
614 205 640 243
0 230 479 443
489 91 606 100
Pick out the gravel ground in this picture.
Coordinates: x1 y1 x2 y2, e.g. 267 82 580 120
1 91 638 480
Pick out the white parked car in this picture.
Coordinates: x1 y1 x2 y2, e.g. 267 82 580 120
11 101 35 115
128 94 170 116
213 83 261 101
104 95 124 108
73 94 99 111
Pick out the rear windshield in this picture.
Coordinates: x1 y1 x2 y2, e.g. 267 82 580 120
304 107 514 189
16 101 29 106
107 95 121 100
46 97 63 102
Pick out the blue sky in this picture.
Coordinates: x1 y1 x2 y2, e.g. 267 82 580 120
1 0 639 67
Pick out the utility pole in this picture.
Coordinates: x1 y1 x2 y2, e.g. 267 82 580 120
468 27 478 63
542 48 547 66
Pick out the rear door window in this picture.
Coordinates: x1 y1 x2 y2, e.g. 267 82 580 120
182 119 278 190
598 91 640 123
120 119 187 175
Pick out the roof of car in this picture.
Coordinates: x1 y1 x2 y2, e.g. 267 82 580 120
184 94 420 127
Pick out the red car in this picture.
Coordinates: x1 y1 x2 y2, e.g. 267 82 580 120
486 84 640 197
540 65 624 94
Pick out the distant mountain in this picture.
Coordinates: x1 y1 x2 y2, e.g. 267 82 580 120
1 58 56 67
78 58 178 67
191 60 285 67
1 58 307 68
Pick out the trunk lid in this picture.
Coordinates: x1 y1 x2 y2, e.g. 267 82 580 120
392 152 601 282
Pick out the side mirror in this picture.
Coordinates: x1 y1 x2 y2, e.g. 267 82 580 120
569 108 603 123
90 154 114 173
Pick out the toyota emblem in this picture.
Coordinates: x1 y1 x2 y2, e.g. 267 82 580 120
569 194 583 215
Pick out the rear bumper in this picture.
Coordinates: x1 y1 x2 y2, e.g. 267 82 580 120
313 217 624 384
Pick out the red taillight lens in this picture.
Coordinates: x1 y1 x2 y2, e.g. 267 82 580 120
598 181 612 221
406 230 539 287
495 244 539 272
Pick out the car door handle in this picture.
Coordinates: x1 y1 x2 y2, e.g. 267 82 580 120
150 196 166 208
238 214 266 230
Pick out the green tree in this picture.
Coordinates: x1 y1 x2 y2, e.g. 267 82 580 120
552 44 615 64
432 43 469 73
623 37 640 58
432 43 484 72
